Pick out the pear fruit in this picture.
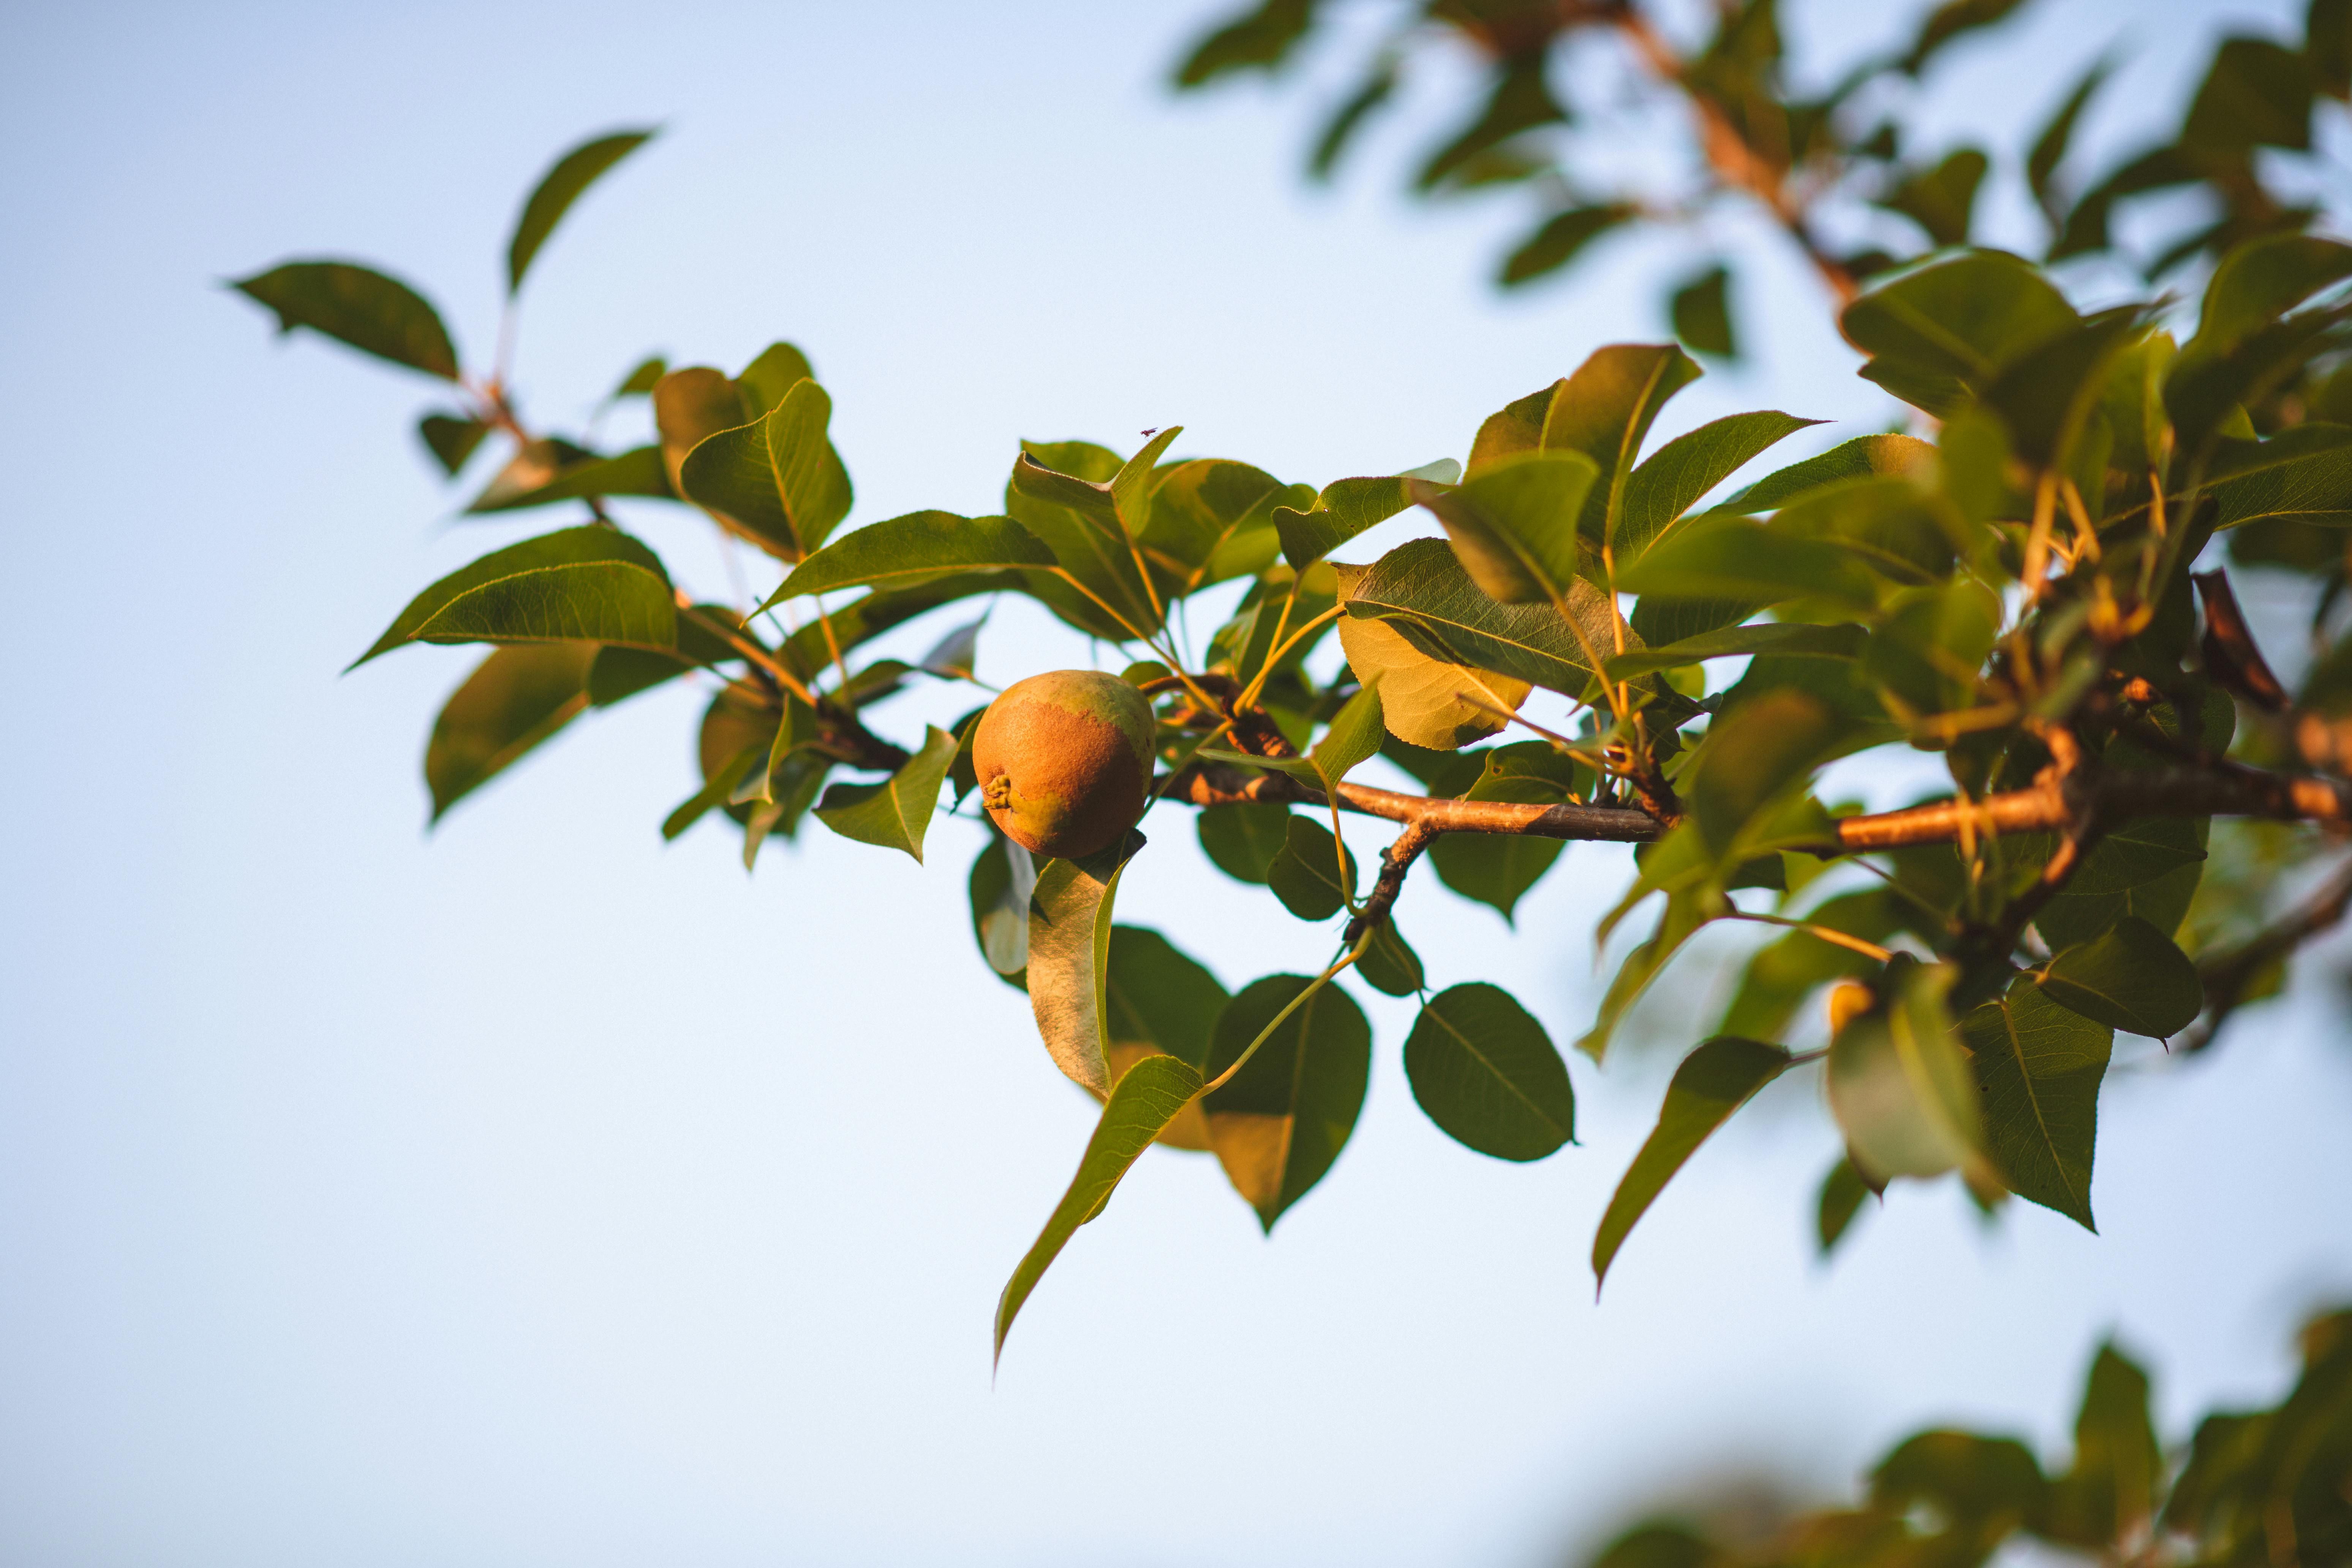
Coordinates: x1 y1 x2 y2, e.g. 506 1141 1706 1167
974 670 1156 860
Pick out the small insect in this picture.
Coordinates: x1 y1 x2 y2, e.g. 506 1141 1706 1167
1139 428 1158 438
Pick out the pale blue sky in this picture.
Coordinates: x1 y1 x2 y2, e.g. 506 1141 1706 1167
2 2 2347 1564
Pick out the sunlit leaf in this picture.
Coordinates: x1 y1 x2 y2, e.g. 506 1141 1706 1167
1027 835 1144 1096
354 526 675 667
813 726 956 862
1203 974 1371 1231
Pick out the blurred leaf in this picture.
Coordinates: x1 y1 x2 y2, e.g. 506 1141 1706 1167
813 726 956 863
1818 1155 1872 1256
2037 915 2202 1037
1981 309 2149 468
611 356 667 398
2030 60 2113 219
994 1052 1204 1366
1877 149 1989 248
1871 1430 2048 1558
1309 57 1398 178
1617 412 1819 567
506 128 655 293
1267 815 1356 920
1172 0 1319 86
231 260 460 379
1863 582 2001 717
653 367 750 495
354 526 675 667
1670 265 1738 359
1027 836 1144 1096
1422 54 1566 192
1204 974 1371 1231
418 413 490 476
2037 855 2203 950
679 379 853 560
422 643 596 820
1579 883 1712 1062
1499 204 1638 287
1594 1036 1789 1288
1608 620 1860 681
465 444 673 513
1958 975 2113 1229
1405 983 1575 1162
2183 37 2315 158
1722 890 1902 1040
1008 439 1174 639
970 831 1036 987
1356 920 1424 996
2043 1345 2162 1547
1828 959 1985 1183
1344 538 1618 695
1309 678 1386 787
1685 689 1843 859
1334 606 1526 749
1198 802 1293 884
769 511 1056 604
1900 0 2030 74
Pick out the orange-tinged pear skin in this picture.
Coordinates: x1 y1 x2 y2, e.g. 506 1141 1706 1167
974 670 1156 860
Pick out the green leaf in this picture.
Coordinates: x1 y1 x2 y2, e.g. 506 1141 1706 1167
1578 882 1713 1061
2209 430 2352 529
1720 890 1902 1040
1356 920 1424 997
464 444 673 513
1900 0 2030 73
1140 458 1289 591
1427 759 1570 922
2037 915 2202 1037
2036 854 2203 951
1412 452 1599 604
970 830 1035 987
1171 0 1319 86
1616 516 1879 610
1862 581 2002 716
1266 816 1356 921
1343 538 1620 696
2043 1345 2162 1547
1728 434 1938 512
231 260 460 380
812 726 956 862
1981 309 2151 469
993 1052 1204 1366
1007 439 1173 638
662 738 763 842
419 413 490 476
1274 469 1447 572
1957 975 2113 1229
1551 345 1705 550
422 643 596 820
1197 802 1293 884
611 356 666 398
506 128 655 294
1026 836 1144 1096
1871 1431 2048 1558
1308 57 1399 179
1593 1036 1790 1289
2029 59 2113 218
1307 678 1385 786
767 511 1056 605
1841 251 2078 415
1203 974 1371 1231
1333 608 1527 749
1684 688 1843 860
1105 926 1228 1076
354 526 676 667
1605 621 1861 681
2182 37 2316 158
2070 817 2207 895
1827 959 1986 1184
1421 54 1566 191
1670 265 1738 359
1498 203 1638 287
678 379 853 560
1817 1155 1872 1256
1876 149 1989 248
1615 412 1819 567
1404 983 1575 1162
